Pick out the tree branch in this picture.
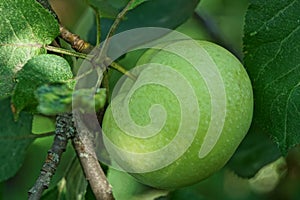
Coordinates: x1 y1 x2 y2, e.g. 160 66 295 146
91 6 102 45
59 25 94 54
28 114 74 200
34 1 114 200
72 131 114 200
59 25 136 80
45 45 88 59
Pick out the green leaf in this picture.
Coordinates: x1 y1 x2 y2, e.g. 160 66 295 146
11 54 73 117
41 157 87 200
243 0 300 154
107 168 168 200
127 0 149 11
87 0 122 18
64 158 88 200
0 98 34 181
90 0 200 43
87 0 148 18
40 185 64 200
227 127 281 178
0 0 59 98
0 183 3 196
32 115 55 134
168 169 253 200
118 0 199 29
35 83 106 115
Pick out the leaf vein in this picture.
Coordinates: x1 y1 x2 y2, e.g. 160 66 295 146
0 43 43 48
284 83 300 147
254 0 297 35
255 24 300 82
19 6 38 42
264 63 300 90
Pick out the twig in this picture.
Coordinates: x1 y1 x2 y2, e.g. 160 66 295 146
72 115 114 200
59 23 133 90
109 60 137 80
28 114 74 200
59 25 136 80
33 1 129 199
59 25 94 54
45 45 89 59
91 6 102 45
88 0 136 96
33 1 114 200
45 44 136 80
105 0 135 40
99 0 135 59
72 135 114 200
29 1 70 198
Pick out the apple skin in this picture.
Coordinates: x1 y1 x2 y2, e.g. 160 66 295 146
102 40 253 189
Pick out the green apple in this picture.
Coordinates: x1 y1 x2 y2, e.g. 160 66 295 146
102 40 253 189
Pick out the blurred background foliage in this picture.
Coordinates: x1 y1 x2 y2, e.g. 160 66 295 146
2 0 300 199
